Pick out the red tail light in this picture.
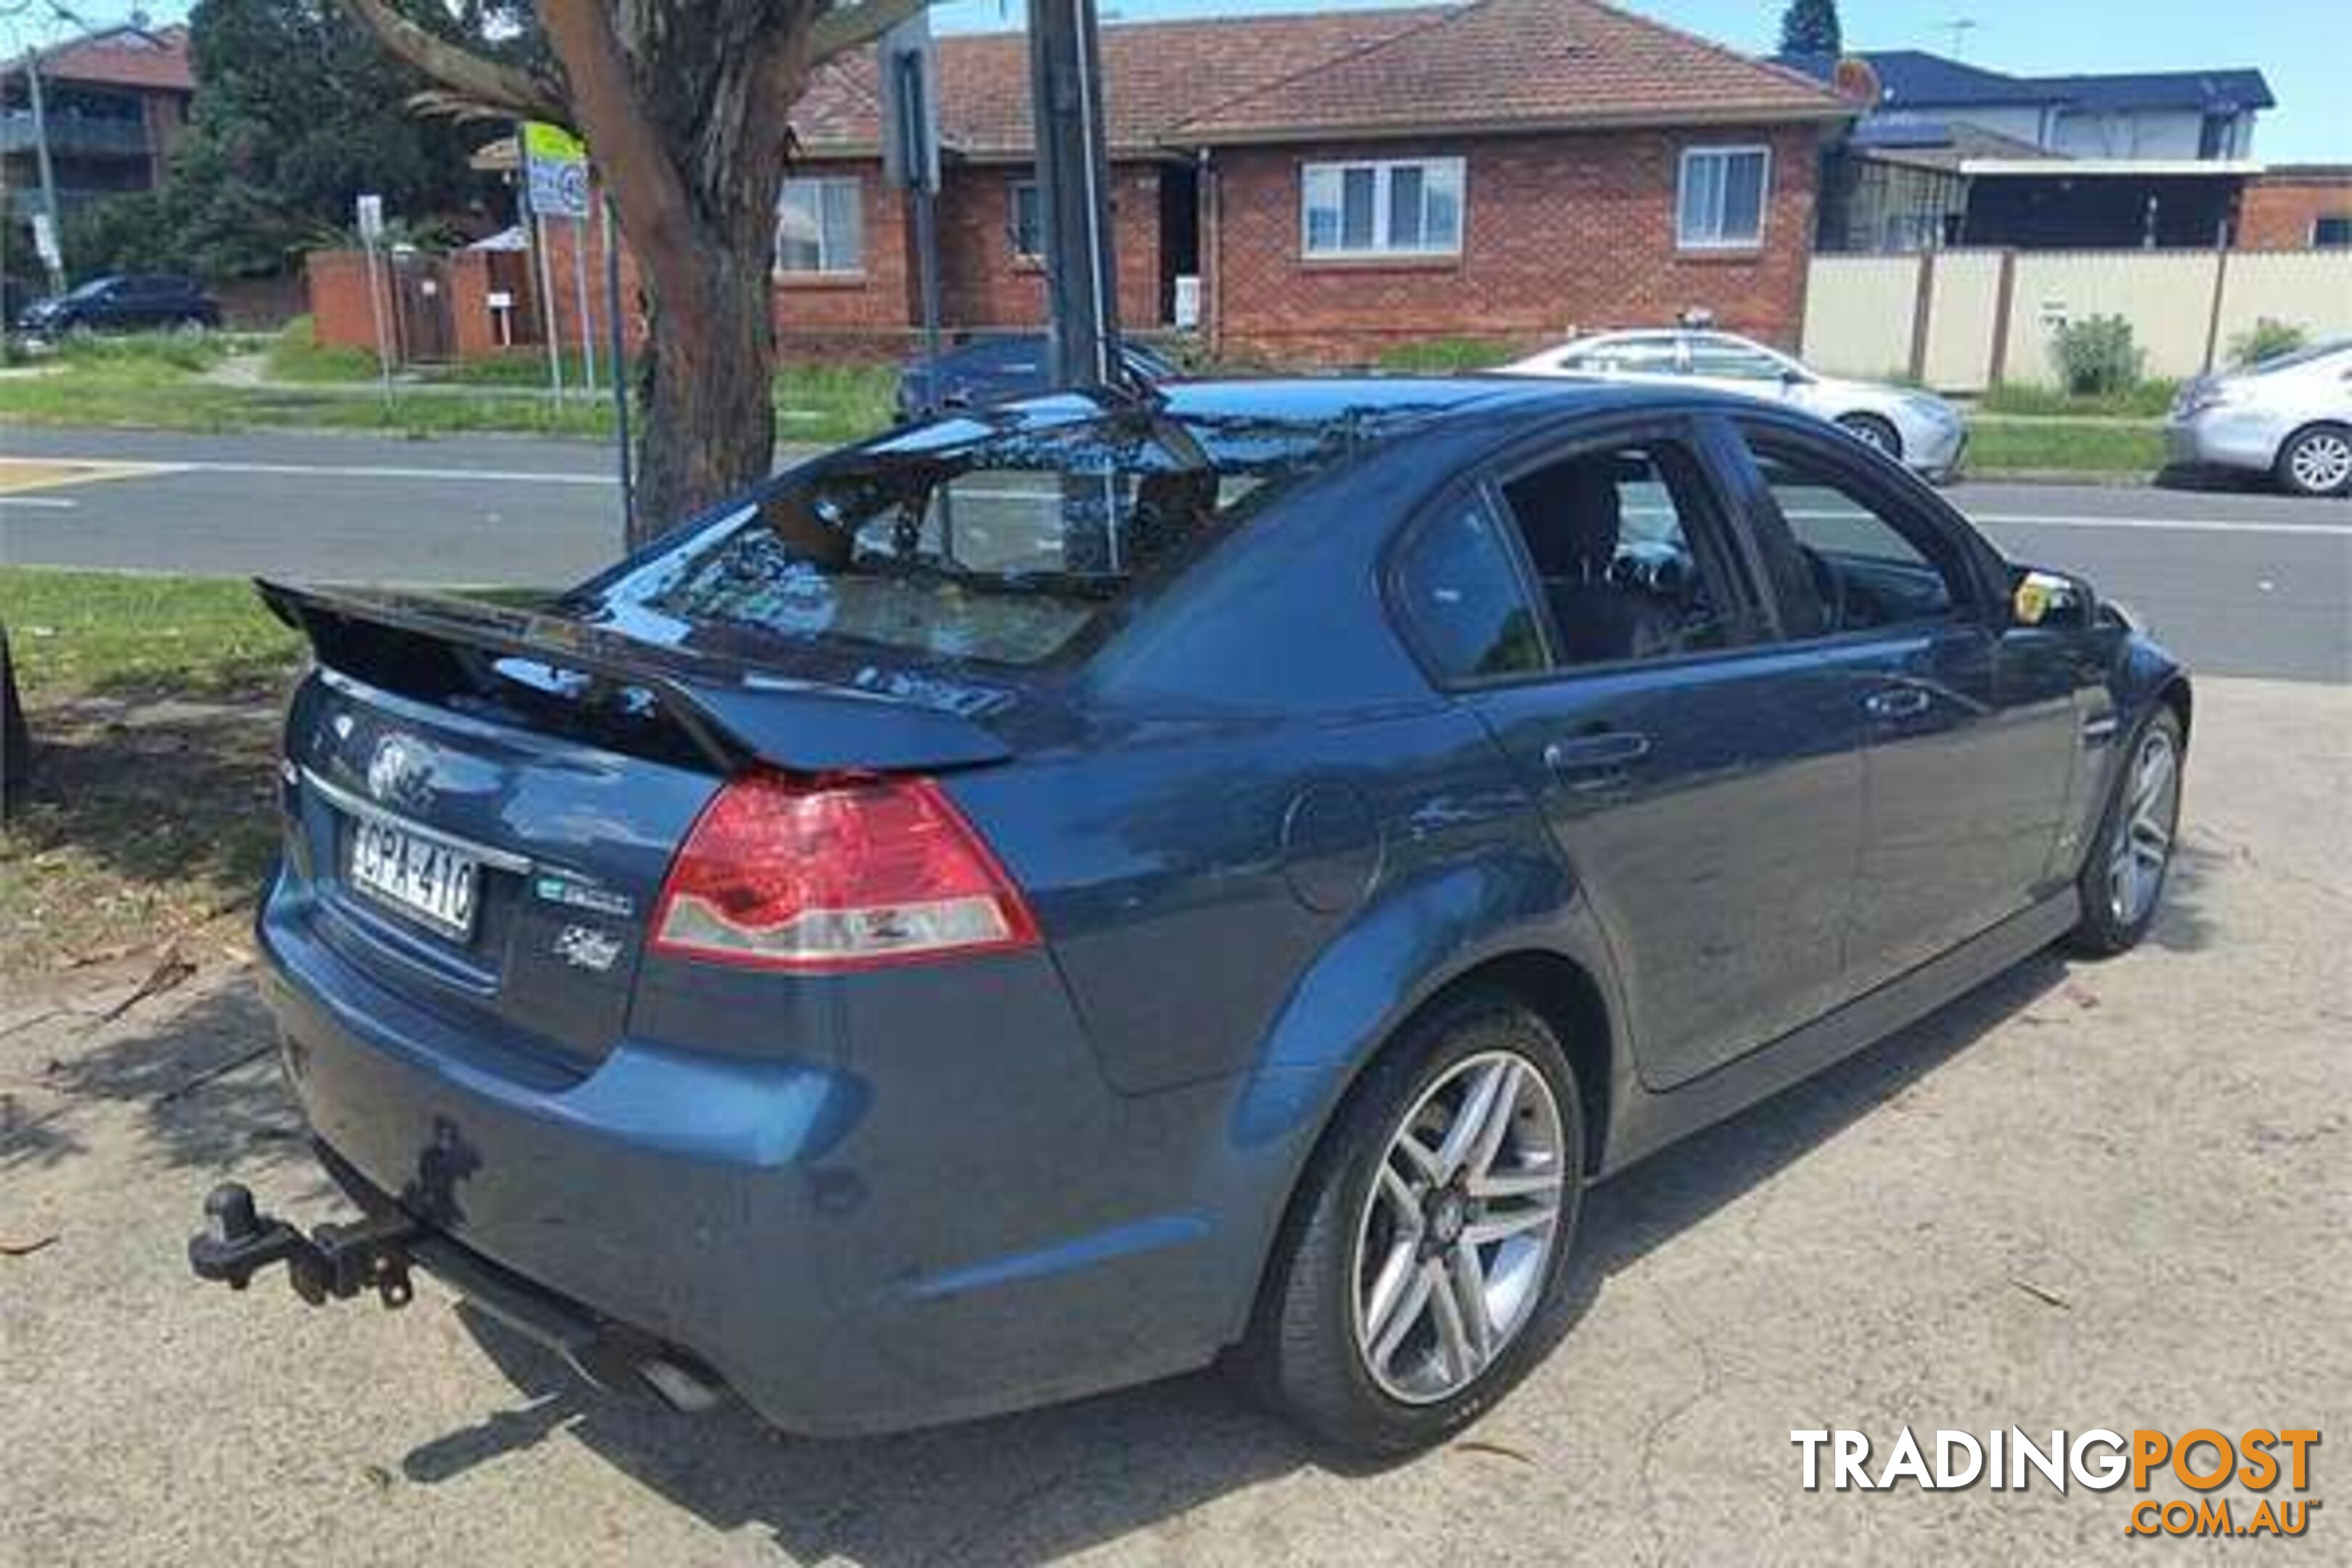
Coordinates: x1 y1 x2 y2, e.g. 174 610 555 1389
650 770 1039 971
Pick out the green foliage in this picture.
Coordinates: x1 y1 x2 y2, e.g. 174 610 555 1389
1979 378 2179 418
60 193 192 279
1778 0 1843 56
147 0 541 279
2228 317 2307 369
262 316 384 381
1371 337 1515 372
2049 314 2144 398
1967 419 2164 476
53 330 234 374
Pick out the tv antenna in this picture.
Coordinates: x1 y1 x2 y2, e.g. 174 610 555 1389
1943 17 1980 58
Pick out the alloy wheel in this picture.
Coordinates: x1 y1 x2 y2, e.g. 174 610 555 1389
1350 1050 1567 1405
2107 727 2179 927
2287 431 2352 494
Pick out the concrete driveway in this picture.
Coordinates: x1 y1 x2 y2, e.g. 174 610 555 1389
3 674 2345 1566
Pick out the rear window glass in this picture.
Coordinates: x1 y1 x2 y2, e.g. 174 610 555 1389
587 400 1419 666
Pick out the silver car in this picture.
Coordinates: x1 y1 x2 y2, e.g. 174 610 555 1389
1500 329 1969 481
2166 340 2352 497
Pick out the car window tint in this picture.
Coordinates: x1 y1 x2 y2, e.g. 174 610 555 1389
1394 497 1547 682
1744 436 1969 635
1582 338 1683 375
1495 441 1743 668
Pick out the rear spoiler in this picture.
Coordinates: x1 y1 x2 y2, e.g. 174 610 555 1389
256 580 1015 773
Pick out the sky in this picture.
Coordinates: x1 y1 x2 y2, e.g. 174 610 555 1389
27 1 2351 163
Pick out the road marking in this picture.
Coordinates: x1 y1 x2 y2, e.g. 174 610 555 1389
1971 513 2352 539
107 458 614 487
0 457 177 494
0 494 78 509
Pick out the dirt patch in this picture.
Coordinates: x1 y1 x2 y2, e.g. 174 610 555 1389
1 695 280 976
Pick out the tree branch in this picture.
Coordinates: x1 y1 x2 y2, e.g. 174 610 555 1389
809 0 929 63
337 0 570 125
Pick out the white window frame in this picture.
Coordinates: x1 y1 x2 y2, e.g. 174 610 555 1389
1299 157 1465 259
775 175 865 277
1676 145 1771 252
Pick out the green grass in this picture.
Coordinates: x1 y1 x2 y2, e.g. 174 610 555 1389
1371 337 1516 373
1 327 897 445
1975 380 2179 419
0 568 301 703
1967 417 2165 475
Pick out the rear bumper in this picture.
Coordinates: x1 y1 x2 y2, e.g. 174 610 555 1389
256 874 1273 1436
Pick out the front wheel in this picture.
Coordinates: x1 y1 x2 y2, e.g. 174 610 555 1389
2275 425 2352 497
2069 707 2184 955
1241 992 1583 1455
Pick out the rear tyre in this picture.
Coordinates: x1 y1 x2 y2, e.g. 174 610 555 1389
2067 706 2184 956
2274 425 2352 497
1241 990 1584 1456
1838 412 1902 462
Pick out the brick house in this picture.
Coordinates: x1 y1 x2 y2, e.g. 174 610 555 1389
1 24 194 222
311 0 1853 363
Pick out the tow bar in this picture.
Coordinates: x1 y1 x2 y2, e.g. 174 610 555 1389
187 1182 418 1309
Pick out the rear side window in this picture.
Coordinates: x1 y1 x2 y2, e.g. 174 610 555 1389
588 406 1410 668
1393 497 1546 682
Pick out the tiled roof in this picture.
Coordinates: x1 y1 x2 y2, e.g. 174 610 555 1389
796 7 1448 156
791 1 1847 157
11 24 194 93
1171 0 1850 141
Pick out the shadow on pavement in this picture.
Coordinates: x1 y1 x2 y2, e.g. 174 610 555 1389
391 947 2083 1565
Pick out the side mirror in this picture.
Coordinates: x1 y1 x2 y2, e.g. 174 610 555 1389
2010 566 2094 630
1779 367 1808 386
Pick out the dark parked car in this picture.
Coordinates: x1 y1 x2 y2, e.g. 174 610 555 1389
894 332 1180 420
14 273 219 338
195 378 2188 1454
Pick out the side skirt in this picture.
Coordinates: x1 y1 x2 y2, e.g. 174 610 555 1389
1597 889 2080 1177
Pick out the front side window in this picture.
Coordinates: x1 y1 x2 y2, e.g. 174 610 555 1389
1302 158 1463 257
1678 147 1769 250
1009 179 1042 257
776 176 865 275
1685 335 1797 382
1563 335 1686 376
1742 433 1971 637
1393 497 1545 682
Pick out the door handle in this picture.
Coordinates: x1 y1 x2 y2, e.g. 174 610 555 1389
1543 730 1652 777
1862 685 1932 720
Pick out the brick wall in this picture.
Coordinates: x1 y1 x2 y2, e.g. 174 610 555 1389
936 162 1164 332
2239 171 2352 250
774 158 914 353
1209 124 1825 362
303 251 378 353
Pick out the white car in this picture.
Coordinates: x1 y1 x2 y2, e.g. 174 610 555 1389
1501 330 1968 481
2166 339 2352 497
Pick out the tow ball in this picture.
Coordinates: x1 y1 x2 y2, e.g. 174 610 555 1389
187 1183 419 1309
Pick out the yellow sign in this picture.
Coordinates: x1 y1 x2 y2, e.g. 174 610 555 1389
520 121 587 166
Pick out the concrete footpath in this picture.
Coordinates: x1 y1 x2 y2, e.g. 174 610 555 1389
2 676 2345 1566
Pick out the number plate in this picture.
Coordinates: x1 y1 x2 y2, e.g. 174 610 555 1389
348 816 481 939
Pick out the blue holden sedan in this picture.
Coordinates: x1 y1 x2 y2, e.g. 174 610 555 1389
202 376 2188 1455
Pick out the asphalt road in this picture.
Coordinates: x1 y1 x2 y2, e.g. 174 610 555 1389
3 425 2346 682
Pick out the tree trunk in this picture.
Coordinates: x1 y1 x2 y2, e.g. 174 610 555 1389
632 242 778 547
1 627 31 822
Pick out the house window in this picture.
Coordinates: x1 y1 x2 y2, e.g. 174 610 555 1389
1010 180 1042 258
1678 147 1770 250
776 176 863 275
2314 216 2352 249
1300 158 1463 258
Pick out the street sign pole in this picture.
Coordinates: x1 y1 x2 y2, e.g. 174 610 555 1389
520 121 592 405
23 48 66 292
571 216 597 395
603 198 634 543
356 194 393 412
881 17 943 412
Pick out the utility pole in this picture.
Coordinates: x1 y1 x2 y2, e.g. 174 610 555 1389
1025 0 1120 389
22 44 68 292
